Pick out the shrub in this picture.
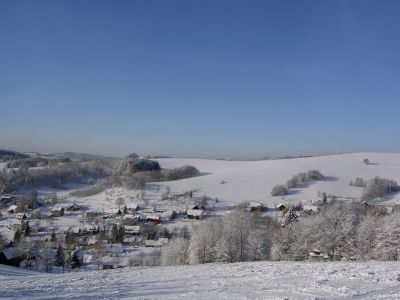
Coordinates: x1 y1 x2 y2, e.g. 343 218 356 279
362 177 398 201
306 170 324 181
350 177 366 187
164 165 200 181
271 185 288 196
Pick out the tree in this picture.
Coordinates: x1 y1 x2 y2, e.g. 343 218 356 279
54 244 65 272
24 221 30 237
188 218 222 264
13 229 21 245
160 238 190 266
38 244 54 273
50 232 57 242
64 230 75 249
115 197 125 208
70 249 83 269
271 185 288 196
246 228 269 261
363 158 370 165
322 192 328 205
216 210 251 262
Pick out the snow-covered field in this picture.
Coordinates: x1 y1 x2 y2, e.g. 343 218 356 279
2 261 400 299
156 152 400 206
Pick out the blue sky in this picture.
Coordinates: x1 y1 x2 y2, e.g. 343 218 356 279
0 1 399 158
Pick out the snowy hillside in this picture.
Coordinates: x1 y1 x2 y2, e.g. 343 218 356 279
155 152 400 206
2 261 400 299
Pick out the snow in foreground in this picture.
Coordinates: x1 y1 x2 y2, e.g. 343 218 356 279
1 261 400 299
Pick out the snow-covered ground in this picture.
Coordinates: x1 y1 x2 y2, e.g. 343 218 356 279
1 261 400 299
155 152 400 206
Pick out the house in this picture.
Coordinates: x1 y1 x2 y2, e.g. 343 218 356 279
83 211 98 220
1 195 16 203
122 214 143 225
7 205 18 214
67 203 81 212
0 247 22 267
161 210 177 221
122 236 136 245
145 238 168 247
159 237 169 245
191 204 202 210
308 249 329 262
146 215 162 225
302 205 318 213
186 209 204 220
125 203 139 213
248 202 262 212
103 208 122 219
145 240 163 247
99 256 117 270
105 243 122 255
51 207 65 217
276 203 286 211
153 207 165 213
384 205 394 214
124 225 141 235
16 213 30 220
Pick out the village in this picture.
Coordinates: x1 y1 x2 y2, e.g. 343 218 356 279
0 186 209 271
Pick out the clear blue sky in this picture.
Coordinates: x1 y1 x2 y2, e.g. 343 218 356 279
1 1 399 158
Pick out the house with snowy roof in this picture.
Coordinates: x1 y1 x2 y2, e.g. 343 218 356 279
0 247 22 267
186 208 204 220
51 207 65 217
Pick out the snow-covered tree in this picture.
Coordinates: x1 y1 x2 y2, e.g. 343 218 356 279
188 218 222 264
160 238 190 266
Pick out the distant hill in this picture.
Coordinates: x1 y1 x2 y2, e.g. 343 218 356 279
40 152 114 161
0 150 29 162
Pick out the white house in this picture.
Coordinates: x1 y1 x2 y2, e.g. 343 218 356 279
186 209 204 220
124 225 141 235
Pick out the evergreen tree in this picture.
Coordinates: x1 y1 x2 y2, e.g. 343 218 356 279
70 250 82 269
111 224 118 243
54 244 65 272
13 229 21 244
322 192 327 205
117 225 125 243
24 221 30 237
50 232 57 242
